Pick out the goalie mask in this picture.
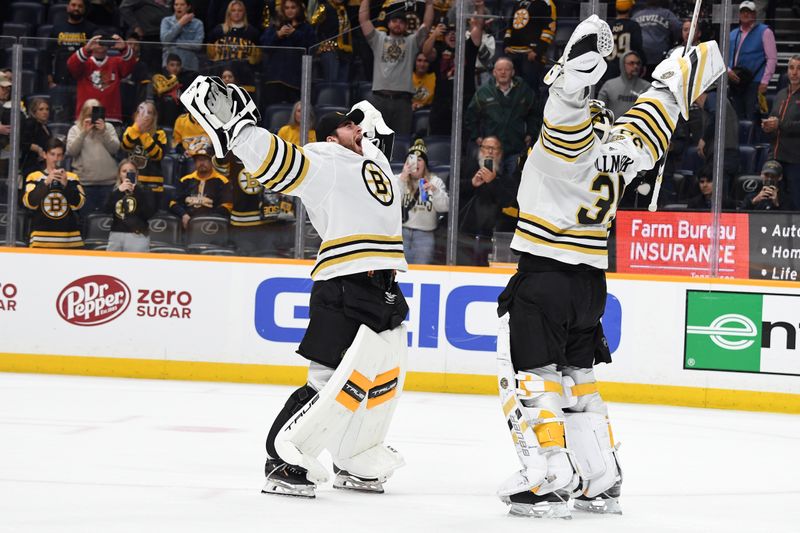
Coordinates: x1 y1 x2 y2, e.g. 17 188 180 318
589 99 614 143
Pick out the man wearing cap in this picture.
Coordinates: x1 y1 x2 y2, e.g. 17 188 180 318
728 0 777 120
742 160 794 211
360 0 435 135
600 0 645 87
169 137 233 229
181 74 411 498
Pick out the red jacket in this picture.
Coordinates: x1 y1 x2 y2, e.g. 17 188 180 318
67 46 137 121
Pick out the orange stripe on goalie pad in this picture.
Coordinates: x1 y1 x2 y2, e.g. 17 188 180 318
336 390 362 412
334 370 372 412
366 366 401 409
533 410 565 448
571 382 598 397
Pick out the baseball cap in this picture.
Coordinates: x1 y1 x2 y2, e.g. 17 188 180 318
387 9 407 21
761 160 782 176
317 109 365 140
739 1 756 12
616 0 635 13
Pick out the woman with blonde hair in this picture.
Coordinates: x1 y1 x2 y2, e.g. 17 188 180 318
105 159 157 252
66 98 121 213
277 101 316 144
206 0 261 93
121 101 167 208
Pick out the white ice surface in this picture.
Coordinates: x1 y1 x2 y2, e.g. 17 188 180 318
0 373 798 533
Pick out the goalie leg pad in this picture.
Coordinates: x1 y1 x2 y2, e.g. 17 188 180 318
497 315 579 499
331 324 407 483
273 325 396 484
651 41 725 120
564 411 622 500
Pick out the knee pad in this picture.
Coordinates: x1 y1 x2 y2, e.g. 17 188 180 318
561 367 622 498
497 317 578 497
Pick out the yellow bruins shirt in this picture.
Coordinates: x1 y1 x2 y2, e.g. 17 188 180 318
513 84 679 268
232 126 407 280
22 170 85 248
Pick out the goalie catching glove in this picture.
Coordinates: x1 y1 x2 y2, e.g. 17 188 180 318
179 75 260 159
544 15 614 93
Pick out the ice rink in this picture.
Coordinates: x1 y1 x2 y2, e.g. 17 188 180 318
0 372 797 533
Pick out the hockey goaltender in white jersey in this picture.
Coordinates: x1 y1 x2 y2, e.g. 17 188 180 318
495 15 724 519
180 77 411 499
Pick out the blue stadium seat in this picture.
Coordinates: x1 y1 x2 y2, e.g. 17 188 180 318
412 108 430 138
424 137 451 167
47 3 68 25
313 83 350 107
48 84 77 123
354 81 372 102
738 145 757 174
36 24 53 39
47 122 72 139
263 103 293 133
738 120 753 145
1 23 32 38
679 145 703 174
754 143 771 172
10 3 45 26
160 154 177 186
391 134 411 163
148 214 182 246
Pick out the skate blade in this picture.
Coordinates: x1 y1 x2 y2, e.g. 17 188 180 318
507 501 572 520
261 480 316 499
333 475 385 494
574 497 622 515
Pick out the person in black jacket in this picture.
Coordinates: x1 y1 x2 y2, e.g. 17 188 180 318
742 160 795 211
458 136 517 265
106 159 157 252
20 98 53 179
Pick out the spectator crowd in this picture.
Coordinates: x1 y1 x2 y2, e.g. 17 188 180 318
0 0 798 267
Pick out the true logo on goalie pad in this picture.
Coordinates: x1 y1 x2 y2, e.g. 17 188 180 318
336 367 401 412
284 394 320 433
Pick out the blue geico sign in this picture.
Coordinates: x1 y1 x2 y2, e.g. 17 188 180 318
254 277 621 353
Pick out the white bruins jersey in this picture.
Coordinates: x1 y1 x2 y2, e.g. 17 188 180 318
512 84 680 269
233 126 407 280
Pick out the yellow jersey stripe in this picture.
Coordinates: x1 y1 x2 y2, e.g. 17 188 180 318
311 250 406 278
621 122 658 161
543 117 591 133
625 108 669 151
319 233 404 254
637 97 676 130
279 148 311 195
252 136 278 180
514 229 607 256
518 212 608 238
541 128 595 151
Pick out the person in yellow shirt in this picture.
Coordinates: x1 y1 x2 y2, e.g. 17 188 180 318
412 52 435 110
172 110 207 153
277 101 317 144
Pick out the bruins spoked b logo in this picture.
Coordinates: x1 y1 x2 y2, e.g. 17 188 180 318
43 191 69 219
361 161 393 206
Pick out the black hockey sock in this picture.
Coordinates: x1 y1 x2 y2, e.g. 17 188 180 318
265 384 317 461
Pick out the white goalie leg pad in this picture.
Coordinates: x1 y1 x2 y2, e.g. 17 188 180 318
497 315 579 498
273 325 396 484
544 15 613 93
562 367 621 498
331 324 407 481
651 41 725 120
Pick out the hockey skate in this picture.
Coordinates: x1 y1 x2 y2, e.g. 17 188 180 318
501 489 572 520
332 464 385 494
574 480 622 514
262 459 316 498
179 75 260 158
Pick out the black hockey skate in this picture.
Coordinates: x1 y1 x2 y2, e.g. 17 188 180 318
262 459 316 498
332 464 384 494
574 480 622 514
502 490 572 519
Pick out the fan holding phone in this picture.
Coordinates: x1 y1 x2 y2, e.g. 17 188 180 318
66 98 121 213
105 159 157 252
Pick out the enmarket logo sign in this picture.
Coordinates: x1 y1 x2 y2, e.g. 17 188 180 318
684 290 800 376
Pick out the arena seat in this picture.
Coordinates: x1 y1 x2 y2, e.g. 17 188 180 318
83 213 113 249
314 83 350 108
738 120 753 145
1 23 32 38
47 3 68 25
148 214 182 247
423 137 451 167
412 108 430 138
263 103 293 133
738 145 757 174
186 216 231 251
9 3 45 26
734 174 762 205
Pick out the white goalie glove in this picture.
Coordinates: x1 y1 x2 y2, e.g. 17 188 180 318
180 75 260 158
651 41 725 120
544 15 614 93
349 100 395 160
